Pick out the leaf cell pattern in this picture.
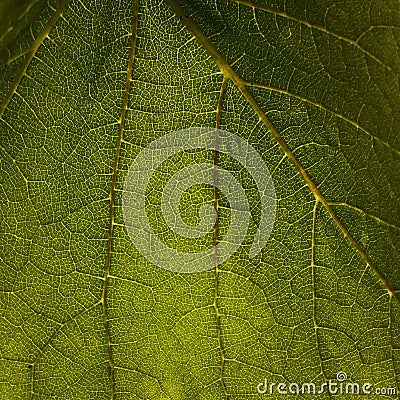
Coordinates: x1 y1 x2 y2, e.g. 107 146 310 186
0 0 399 399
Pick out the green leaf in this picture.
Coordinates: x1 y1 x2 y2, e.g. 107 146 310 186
0 0 47 53
1 0 399 399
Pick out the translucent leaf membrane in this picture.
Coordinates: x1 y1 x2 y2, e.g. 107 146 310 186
0 0 399 399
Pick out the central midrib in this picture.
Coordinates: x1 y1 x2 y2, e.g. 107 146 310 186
213 76 230 399
102 1 139 399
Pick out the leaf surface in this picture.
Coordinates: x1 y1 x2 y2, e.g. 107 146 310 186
0 0 399 399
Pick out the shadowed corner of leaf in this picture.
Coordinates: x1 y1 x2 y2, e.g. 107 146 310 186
0 0 47 57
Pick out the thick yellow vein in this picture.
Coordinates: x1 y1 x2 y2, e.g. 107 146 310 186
311 199 330 391
0 0 71 120
388 296 398 388
165 0 400 303
213 76 229 399
230 0 400 78
101 2 138 399
245 81 400 157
